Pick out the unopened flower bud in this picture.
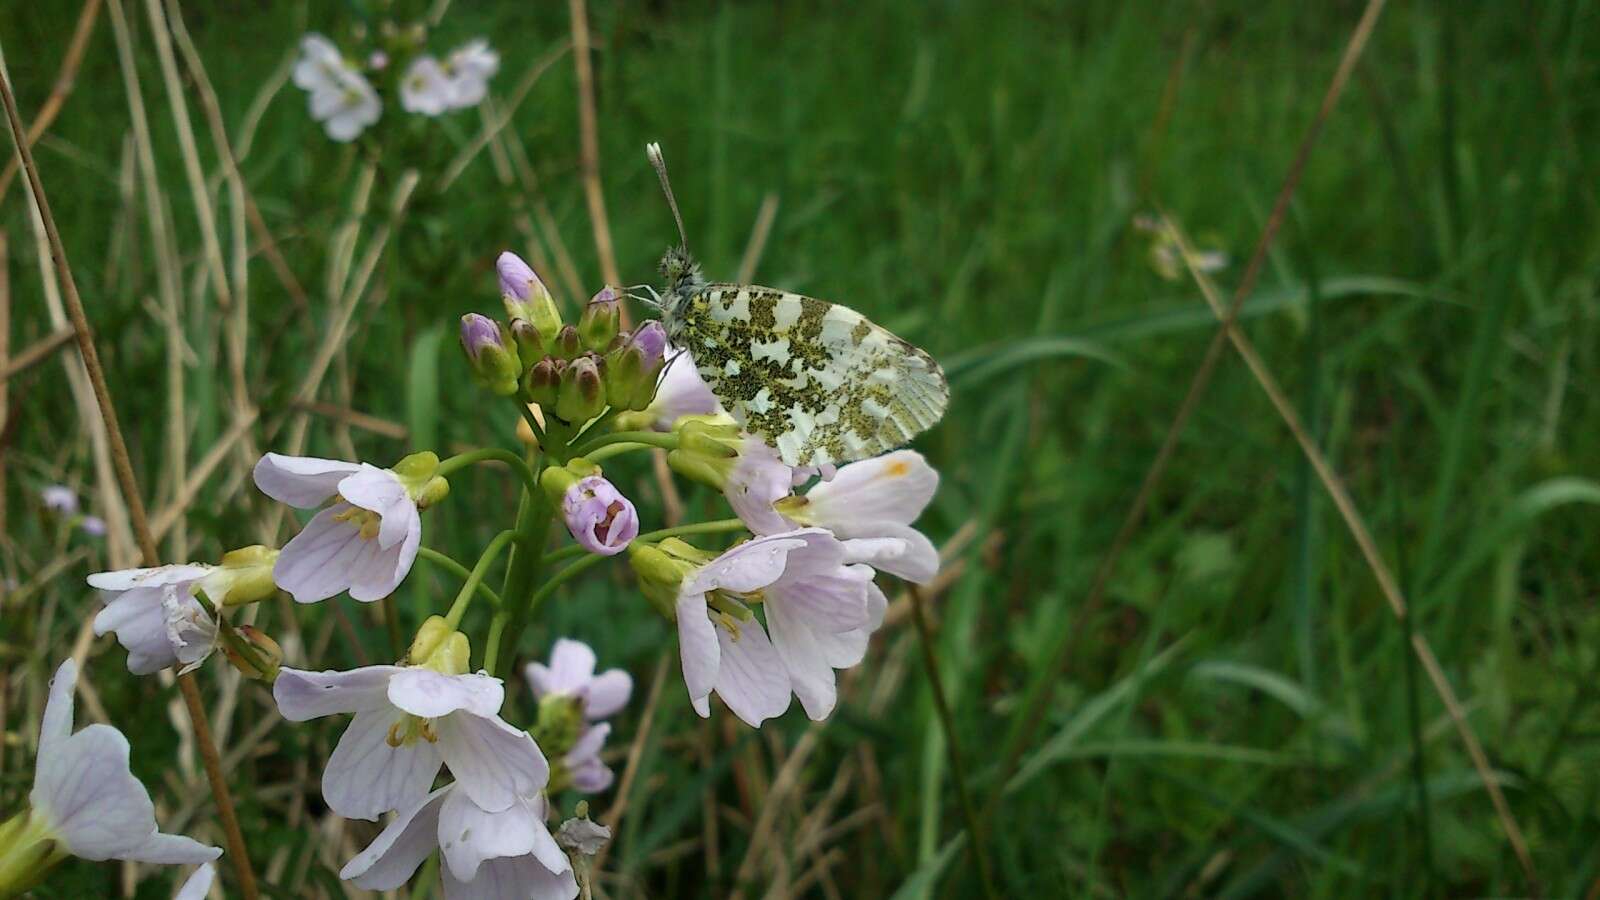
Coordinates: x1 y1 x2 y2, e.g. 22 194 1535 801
578 286 621 350
525 358 561 408
606 321 668 412
392 451 449 508
558 475 638 556
666 416 743 489
222 625 283 682
409 615 470 674
556 355 605 423
554 324 583 360
460 314 521 395
208 545 280 607
498 251 562 339
510 318 545 363
628 541 697 618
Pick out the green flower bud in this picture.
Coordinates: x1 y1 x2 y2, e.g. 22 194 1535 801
554 324 583 361
665 415 743 490
393 451 449 508
208 545 280 607
532 693 585 760
539 457 601 506
499 252 563 341
556 354 605 424
525 358 562 408
510 318 546 365
628 541 701 619
460 314 522 396
410 615 471 675
222 624 284 682
578 286 621 351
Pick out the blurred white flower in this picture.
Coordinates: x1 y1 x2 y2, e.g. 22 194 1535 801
293 33 381 141
273 664 547 821
341 784 576 900
442 39 499 108
400 56 454 116
525 639 633 721
40 485 78 514
29 659 222 864
254 452 445 604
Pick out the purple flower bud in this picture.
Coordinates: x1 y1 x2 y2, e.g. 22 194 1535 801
589 285 620 309
497 252 539 302
578 286 621 350
459 313 503 361
561 476 639 556
629 321 667 366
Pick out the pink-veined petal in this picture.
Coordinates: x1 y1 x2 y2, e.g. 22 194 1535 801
31 725 156 859
684 532 817 595
548 639 597 692
323 708 443 820
802 450 937 531
340 787 448 889
388 670 504 719
252 453 363 508
713 618 791 727
443 853 577 900
273 666 399 720
765 598 841 720
87 564 212 592
675 593 718 717
437 788 538 883
336 466 412 550
435 713 549 813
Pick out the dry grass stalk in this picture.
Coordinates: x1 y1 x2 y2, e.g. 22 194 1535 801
0 0 101 204
1163 213 1537 886
440 39 573 190
0 325 75 382
0 45 262 900
568 0 622 293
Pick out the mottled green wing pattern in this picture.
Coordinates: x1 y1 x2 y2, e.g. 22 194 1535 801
676 284 948 467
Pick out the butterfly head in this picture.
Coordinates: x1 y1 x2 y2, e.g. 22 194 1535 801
658 245 705 295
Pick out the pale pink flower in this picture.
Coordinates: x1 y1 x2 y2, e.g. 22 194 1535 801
560 476 639 556
273 665 547 821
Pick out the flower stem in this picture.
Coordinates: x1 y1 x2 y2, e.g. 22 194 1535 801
416 547 504 608
436 446 540 495
444 530 516 631
569 429 677 460
583 441 652 464
519 403 547 448
490 447 557 676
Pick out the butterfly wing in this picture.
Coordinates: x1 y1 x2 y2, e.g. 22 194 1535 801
676 284 948 467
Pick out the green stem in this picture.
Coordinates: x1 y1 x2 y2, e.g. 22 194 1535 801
522 553 610 612
569 429 677 460
416 547 503 607
443 530 516 630
571 407 619 445
436 447 540 495
585 441 653 464
491 447 557 676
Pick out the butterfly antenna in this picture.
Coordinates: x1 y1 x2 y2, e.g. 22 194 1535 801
647 142 689 250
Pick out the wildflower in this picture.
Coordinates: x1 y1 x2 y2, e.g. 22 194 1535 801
40 485 77 514
525 639 633 721
272 628 546 820
635 347 720 431
400 56 455 116
89 549 276 675
578 286 621 350
340 784 576 900
526 639 632 793
772 449 941 583
555 474 639 556
255 452 447 604
0 660 220 896
498 251 561 338
605 322 669 412
459 313 522 395
79 515 107 537
441 39 500 109
293 34 381 141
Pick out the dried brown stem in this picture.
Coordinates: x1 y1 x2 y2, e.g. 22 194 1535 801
0 51 260 900
568 0 621 292
0 325 74 382
0 0 101 204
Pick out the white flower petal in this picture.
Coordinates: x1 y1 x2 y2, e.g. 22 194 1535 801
438 788 538 882
32 725 156 859
765 598 840 720
570 756 615 793
87 564 212 592
684 533 811 595
567 723 609 764
548 639 597 692
772 566 871 634
94 591 180 674
252 453 363 508
802 450 937 531
341 787 448 889
435 713 548 814
336 466 412 550
444 853 578 900
388 670 504 719
273 506 366 603
173 863 217 900
844 524 940 584
676 592 719 716
121 832 222 865
39 660 77 759
714 618 791 727
323 708 443 821
273 666 400 720
584 670 632 719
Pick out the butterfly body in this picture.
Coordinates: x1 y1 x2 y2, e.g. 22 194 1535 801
657 246 948 467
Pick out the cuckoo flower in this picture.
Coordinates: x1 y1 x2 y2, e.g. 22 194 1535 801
255 452 447 604
526 639 632 793
293 34 380 141
341 784 576 900
642 348 720 431
8 660 221 882
273 650 546 820
174 864 216 900
642 528 875 726
88 550 276 676
400 56 454 116
560 476 639 556
40 485 77 514
773 449 941 584
442 39 500 109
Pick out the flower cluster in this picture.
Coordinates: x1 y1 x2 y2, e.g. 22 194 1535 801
36 244 940 898
292 26 498 142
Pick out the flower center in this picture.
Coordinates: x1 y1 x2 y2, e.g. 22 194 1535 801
332 505 383 540
386 714 438 747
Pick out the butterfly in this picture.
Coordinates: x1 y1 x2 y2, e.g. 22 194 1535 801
642 144 949 468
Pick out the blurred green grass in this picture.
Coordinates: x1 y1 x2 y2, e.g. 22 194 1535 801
3 0 1599 897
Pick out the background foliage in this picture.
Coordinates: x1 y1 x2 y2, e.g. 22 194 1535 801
2 0 1597 896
